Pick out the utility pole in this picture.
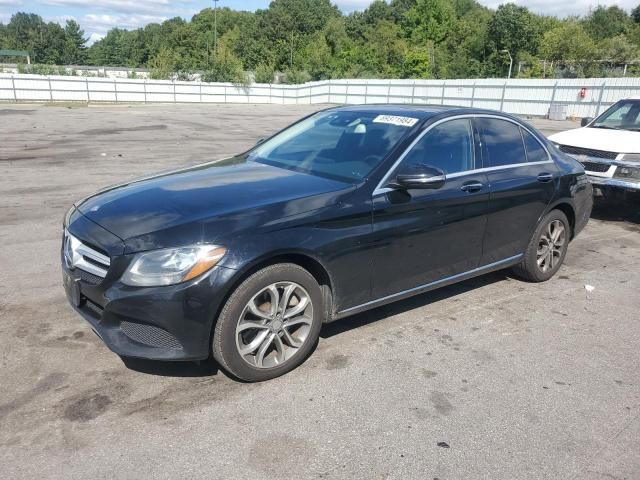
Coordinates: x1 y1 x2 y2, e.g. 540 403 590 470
501 49 513 79
213 0 219 59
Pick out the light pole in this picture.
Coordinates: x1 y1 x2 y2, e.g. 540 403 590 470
213 0 219 59
501 49 513 79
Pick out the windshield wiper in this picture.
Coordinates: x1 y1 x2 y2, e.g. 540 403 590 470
590 125 623 130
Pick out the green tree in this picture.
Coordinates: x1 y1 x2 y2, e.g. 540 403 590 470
584 6 631 41
61 20 87 64
403 0 455 44
541 21 596 76
148 47 179 79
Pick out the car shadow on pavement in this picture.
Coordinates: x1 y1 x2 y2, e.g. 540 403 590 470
591 200 640 226
320 271 509 339
119 272 509 377
120 355 221 378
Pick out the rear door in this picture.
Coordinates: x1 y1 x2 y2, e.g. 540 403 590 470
476 117 558 265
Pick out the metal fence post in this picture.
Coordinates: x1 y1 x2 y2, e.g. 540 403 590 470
173 81 176 103
328 81 332 104
143 79 147 104
549 81 558 117
499 81 507 111
85 76 89 103
364 81 368 104
470 80 476 108
11 74 17 103
411 81 416 104
114 77 118 103
441 81 446 105
198 81 202 103
595 81 606 117
386 82 391 104
47 76 53 102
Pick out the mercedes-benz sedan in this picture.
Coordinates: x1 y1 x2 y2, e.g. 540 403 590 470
62 106 593 381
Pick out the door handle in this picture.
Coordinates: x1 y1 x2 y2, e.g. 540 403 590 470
537 172 554 183
461 181 484 193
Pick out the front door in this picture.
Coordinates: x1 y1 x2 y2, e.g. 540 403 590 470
371 118 489 299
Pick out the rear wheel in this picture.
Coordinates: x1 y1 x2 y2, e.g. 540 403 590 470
512 210 569 282
212 263 323 382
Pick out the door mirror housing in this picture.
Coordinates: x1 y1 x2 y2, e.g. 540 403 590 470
581 117 593 127
390 164 446 190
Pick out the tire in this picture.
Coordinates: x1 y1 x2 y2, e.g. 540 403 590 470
512 209 570 283
212 263 324 382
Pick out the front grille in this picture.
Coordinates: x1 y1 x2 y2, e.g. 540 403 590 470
63 231 111 279
580 161 610 173
559 144 618 160
75 268 103 285
120 321 183 350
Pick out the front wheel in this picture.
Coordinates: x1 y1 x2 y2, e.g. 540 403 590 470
212 263 323 382
512 210 570 282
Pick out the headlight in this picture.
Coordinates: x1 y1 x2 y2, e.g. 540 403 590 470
614 166 640 181
63 205 75 228
622 153 640 163
121 245 226 287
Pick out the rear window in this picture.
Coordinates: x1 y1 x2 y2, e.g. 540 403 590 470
521 128 548 163
479 118 526 167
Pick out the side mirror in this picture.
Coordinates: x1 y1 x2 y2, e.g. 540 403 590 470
390 164 446 190
581 117 593 127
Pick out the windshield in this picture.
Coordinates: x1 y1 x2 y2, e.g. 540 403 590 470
591 100 640 131
247 110 419 183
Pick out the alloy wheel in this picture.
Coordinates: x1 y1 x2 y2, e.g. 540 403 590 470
235 281 314 369
536 219 566 273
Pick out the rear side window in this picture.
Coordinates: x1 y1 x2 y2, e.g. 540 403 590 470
402 118 474 174
479 118 526 167
521 128 548 163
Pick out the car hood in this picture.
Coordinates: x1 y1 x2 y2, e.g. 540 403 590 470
76 157 353 252
548 127 640 154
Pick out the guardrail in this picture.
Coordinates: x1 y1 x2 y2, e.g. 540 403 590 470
1 74 639 118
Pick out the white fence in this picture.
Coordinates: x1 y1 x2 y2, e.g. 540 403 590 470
1 74 640 117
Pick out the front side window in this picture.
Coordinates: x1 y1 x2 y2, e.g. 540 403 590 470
247 111 418 183
591 100 640 131
480 118 527 167
401 119 474 174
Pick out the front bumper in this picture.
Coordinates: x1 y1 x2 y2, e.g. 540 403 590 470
587 176 640 192
62 260 237 361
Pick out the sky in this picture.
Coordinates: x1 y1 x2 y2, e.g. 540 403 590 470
0 0 637 45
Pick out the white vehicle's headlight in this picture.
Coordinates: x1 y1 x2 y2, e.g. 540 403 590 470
121 245 226 287
622 153 640 163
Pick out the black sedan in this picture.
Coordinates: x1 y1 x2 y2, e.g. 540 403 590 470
62 105 593 381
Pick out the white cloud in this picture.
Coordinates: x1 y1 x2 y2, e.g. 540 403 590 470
477 0 636 16
82 12 168 35
333 0 375 12
87 32 104 44
334 0 637 16
43 0 191 16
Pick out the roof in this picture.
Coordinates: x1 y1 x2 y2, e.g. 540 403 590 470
332 104 463 120
0 50 29 57
331 104 523 121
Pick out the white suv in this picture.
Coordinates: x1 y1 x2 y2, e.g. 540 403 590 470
549 98 640 202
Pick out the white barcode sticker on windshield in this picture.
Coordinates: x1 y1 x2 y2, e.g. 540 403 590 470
373 115 419 127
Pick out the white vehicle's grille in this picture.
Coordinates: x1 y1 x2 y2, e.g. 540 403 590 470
63 231 111 279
